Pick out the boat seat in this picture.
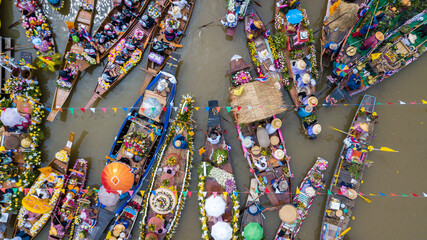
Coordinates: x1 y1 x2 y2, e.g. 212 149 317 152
76 11 92 26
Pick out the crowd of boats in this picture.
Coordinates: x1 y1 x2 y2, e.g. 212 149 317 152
0 0 424 239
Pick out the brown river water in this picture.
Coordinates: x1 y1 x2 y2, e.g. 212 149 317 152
1 0 427 239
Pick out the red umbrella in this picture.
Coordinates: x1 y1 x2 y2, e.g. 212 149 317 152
101 162 134 194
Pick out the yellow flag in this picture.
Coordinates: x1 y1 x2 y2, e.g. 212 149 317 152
223 192 228 199
113 108 117 113
140 190 145 197
0 146 5 152
422 99 427 104
65 21 75 30
195 107 199 111
371 53 382 61
296 187 301 194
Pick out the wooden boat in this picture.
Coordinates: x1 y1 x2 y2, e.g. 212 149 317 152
85 0 169 109
222 0 251 37
197 100 240 240
274 1 320 139
48 0 65 11
49 158 88 240
15 0 57 56
244 6 281 81
105 195 143 240
319 95 377 240
47 0 96 122
324 10 427 106
274 157 329 240
320 0 372 71
240 178 264 239
12 132 76 240
140 0 196 90
87 53 180 240
139 95 195 240
93 0 150 60
69 187 99 240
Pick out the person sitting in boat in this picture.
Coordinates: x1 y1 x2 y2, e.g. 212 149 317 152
324 41 339 55
271 176 289 193
124 0 138 9
95 31 108 45
111 11 125 27
155 78 170 94
169 6 183 19
0 152 13 165
360 32 384 51
351 12 378 38
124 38 137 51
115 52 130 66
346 74 361 90
59 66 78 82
164 27 178 41
84 42 97 60
297 73 313 88
163 166 178 176
306 123 321 139
173 135 188 149
206 124 222 145
221 13 238 28
153 39 170 52
172 0 187 9
62 192 76 209
69 28 83 44
298 105 313 118
102 68 120 83
104 23 118 40
139 14 155 29
250 20 262 32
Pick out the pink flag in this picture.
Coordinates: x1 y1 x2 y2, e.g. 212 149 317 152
188 191 192 198
213 192 217 198
102 108 107 113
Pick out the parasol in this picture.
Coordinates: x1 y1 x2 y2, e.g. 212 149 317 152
101 162 134 194
243 222 263 240
286 9 303 24
142 97 162 118
1 108 25 127
204 195 226 217
334 63 350 77
211 221 233 240
98 186 120 207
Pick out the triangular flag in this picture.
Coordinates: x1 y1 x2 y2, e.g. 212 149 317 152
216 107 221 112
80 108 85 113
344 104 349 106
140 108 145 113
237 106 241 111
140 190 145 196
45 108 51 112
102 108 106 113
254 188 259 194
380 192 386 196
358 192 364 196
410 102 416 104
371 52 382 60
173 191 177 196
369 193 376 196
69 108 74 114
413 193 419 197
0 188 5 193
233 191 238 197
123 107 128 113
205 107 209 113
202 191 207 197
12 188 17 194
59 108 63 112
173 107 178 111
90 108 95 113
423 192 427 197
265 188 270 193
327 190 332 195
48 189 53 195
226 107 231 112
116 190 122 195
188 191 192 198
376 102 382 105
24 188 29 195
129 191 133 197
387 102 393 105
399 101 406 104
223 192 228 199
213 192 217 197
402 194 408 197
24 108 28 113
163 107 167 112
194 107 199 111
422 99 427 104
244 191 249 194
391 192 397 196
113 108 117 113
183 191 187 197
94 188 99 193
247 106 252 109
82 189 88 193
60 189 65 194
184 107 188 112
296 187 301 194
152 191 156 195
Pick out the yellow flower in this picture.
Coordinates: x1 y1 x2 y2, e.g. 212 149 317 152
372 112 377 117
360 107 365 112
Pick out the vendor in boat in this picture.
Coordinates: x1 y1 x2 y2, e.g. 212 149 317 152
59 66 78 82
104 23 118 40
306 123 321 139
102 68 120 83
205 124 222 145
297 73 313 88
140 14 155 29
351 12 378 38
250 20 262 32
164 27 178 41
221 13 238 28
172 0 187 9
69 28 83 44
155 78 170 94
271 175 289 193
124 0 138 10
95 31 108 45
298 105 313 118
324 42 339 55
115 51 130 65
124 38 137 51
169 6 183 19
346 73 362 90
84 42 97 60
360 32 384 51
173 134 188 149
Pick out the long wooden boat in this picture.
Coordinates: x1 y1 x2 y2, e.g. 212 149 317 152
47 0 96 122
320 0 372 71
274 1 320 139
320 95 377 240
12 132 76 240
222 0 251 37
325 0 424 87
105 195 143 240
48 0 65 11
16 0 57 56
93 0 150 60
140 0 196 90
240 178 264 240
274 157 329 240
139 95 195 240
85 0 169 109
69 186 98 240
49 158 88 240
197 100 240 240
324 10 427 106
87 53 180 240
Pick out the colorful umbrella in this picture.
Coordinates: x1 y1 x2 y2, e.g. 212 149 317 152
243 222 263 240
211 222 233 240
334 63 350 77
101 162 134 194
286 9 303 24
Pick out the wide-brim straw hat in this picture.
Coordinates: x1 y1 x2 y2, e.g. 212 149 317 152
308 96 318 107
278 180 288 191
114 224 126 232
253 20 262 28
4 135 20 149
272 118 282 129
329 43 338 50
375 32 384 41
305 105 313 113
302 73 310 84
297 59 306 70
270 135 280 145
174 140 182 147
359 123 369 132
172 6 181 15
336 209 343 217
279 204 297 223
227 13 236 23
312 124 322 135
346 46 357 56
274 149 285 160
346 188 358 200
251 145 261 155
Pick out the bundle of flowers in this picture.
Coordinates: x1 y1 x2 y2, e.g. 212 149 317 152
69 186 99 239
56 79 73 90
227 0 251 17
122 131 150 157
148 4 161 19
231 70 252 86
139 95 195 240
266 33 282 70
4 78 41 100
212 149 228 165
120 49 142 74
108 39 126 63
208 167 236 190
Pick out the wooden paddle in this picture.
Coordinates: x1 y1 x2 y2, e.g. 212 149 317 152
8 19 22 29
313 12 348 35
253 0 262 7
199 18 222 29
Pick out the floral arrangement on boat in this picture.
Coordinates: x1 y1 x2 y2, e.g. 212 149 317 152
139 95 195 240
69 186 99 239
122 131 151 157
80 2 94 11
227 0 251 17
65 51 96 65
231 69 252 86
4 78 41 100
120 49 142 74
148 52 165 65
212 149 228 165
148 4 161 19
247 30 281 77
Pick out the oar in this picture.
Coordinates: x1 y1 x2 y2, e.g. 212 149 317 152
253 0 262 7
199 17 222 29
313 12 348 34
368 146 399 153
329 126 356 137
333 227 351 240
364 0 380 39
8 19 22 29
